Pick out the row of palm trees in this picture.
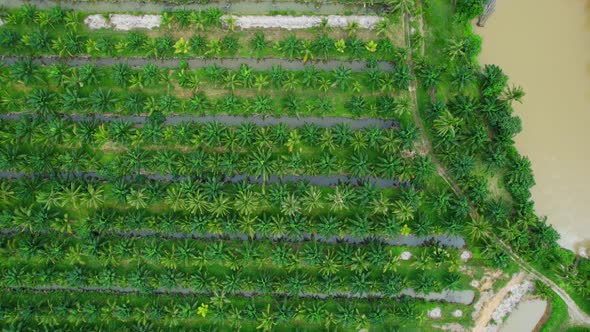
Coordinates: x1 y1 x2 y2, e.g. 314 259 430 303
0 177 468 237
4 60 413 94
0 118 405 151
0 23 400 60
5 231 461 274
4 87 410 118
1 251 459 295
0 289 425 331
0 144 426 180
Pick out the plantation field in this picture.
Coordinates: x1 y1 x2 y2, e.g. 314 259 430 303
0 1 588 331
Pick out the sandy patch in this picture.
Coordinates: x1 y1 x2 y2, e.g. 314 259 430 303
223 15 381 30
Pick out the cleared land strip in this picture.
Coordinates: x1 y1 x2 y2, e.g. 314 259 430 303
0 56 393 72
0 228 466 248
0 113 398 129
4 286 475 304
0 0 378 15
0 172 409 188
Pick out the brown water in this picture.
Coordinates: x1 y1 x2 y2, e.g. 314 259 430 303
501 299 548 332
475 0 590 255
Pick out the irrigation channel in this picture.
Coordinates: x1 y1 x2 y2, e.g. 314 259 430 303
6 286 475 305
0 113 398 129
0 0 380 15
0 56 394 72
0 171 409 189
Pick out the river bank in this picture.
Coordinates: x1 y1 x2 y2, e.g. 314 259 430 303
474 0 590 256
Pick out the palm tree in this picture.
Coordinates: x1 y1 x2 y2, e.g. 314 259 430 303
393 64 413 90
445 38 466 61
451 64 475 91
433 110 462 138
249 31 268 56
393 200 415 223
387 0 415 16
466 216 490 241
253 73 269 92
11 59 41 85
257 305 277 332
345 21 359 37
270 65 286 88
249 148 275 191
278 35 303 60
89 89 117 113
83 184 104 209
312 35 334 60
205 39 223 58
27 88 55 116
282 72 300 91
376 19 390 36
347 153 371 177
332 65 352 91
503 85 526 104
346 38 365 59
345 96 367 117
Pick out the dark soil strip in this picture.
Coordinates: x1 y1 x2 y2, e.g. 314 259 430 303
0 227 465 248
0 55 393 72
4 285 474 304
0 171 409 188
0 113 398 129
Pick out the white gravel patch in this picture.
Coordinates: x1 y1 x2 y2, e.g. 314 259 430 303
109 14 161 31
460 250 473 262
84 14 110 30
400 251 413 260
85 14 161 31
452 309 463 318
427 307 442 319
85 14 379 31
224 15 381 30
0 18 5 27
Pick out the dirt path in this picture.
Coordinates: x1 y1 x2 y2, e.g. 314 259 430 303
473 272 527 332
405 2 590 329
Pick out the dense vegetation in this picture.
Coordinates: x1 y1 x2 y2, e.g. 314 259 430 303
0 0 587 330
419 0 590 318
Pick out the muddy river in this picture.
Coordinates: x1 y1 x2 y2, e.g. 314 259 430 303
475 0 590 255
